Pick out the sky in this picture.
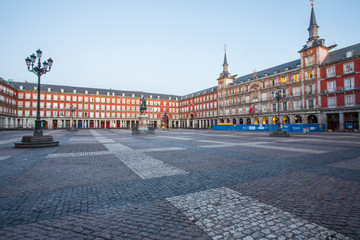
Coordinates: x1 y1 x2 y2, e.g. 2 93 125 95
1 0 359 96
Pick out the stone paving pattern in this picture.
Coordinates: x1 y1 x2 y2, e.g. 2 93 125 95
0 129 359 239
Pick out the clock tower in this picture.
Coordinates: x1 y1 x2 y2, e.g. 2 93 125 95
217 48 235 118
299 1 333 124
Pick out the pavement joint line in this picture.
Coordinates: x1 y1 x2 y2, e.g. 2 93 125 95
104 143 187 179
46 151 114 158
0 138 22 145
198 140 327 154
167 187 351 240
0 156 11 161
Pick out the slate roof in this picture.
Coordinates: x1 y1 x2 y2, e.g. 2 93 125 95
233 59 301 85
182 86 218 99
10 81 181 100
321 43 360 66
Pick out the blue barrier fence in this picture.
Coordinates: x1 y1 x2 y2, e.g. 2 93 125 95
213 124 325 132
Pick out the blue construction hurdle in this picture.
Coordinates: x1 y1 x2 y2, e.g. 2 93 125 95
213 124 325 132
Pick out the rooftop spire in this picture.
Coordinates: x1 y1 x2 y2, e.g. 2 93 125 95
308 1 319 40
222 46 230 77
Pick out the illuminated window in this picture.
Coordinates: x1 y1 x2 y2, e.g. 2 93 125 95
294 74 299 82
281 77 287 84
306 71 314 80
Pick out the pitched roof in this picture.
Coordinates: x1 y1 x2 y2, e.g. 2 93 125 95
233 59 300 84
10 81 181 100
321 42 360 66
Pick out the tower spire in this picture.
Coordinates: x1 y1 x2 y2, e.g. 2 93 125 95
222 46 230 77
308 1 319 40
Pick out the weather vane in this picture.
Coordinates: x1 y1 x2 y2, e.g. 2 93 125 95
224 44 226 52
310 0 314 6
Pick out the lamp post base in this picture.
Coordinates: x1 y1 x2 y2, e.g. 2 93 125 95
14 135 59 148
33 120 43 136
269 130 290 137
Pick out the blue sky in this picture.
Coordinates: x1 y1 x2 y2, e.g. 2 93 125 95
1 0 359 95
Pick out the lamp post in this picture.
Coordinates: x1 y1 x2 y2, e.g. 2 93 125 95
15 49 59 147
270 87 289 137
25 49 53 136
69 105 76 131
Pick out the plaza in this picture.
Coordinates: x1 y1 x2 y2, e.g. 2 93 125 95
0 129 359 239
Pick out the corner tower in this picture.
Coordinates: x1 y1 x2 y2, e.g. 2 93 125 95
217 47 235 118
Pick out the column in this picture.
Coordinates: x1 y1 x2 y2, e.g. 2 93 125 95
339 112 344 132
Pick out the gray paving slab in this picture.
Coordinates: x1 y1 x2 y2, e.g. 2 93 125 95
0 129 359 239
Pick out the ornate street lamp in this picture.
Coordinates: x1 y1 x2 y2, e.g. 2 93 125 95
25 49 53 136
15 49 59 147
270 87 289 137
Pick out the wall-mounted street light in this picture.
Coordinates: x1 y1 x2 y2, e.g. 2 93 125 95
25 49 53 136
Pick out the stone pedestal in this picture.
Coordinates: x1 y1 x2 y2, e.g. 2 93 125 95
14 135 59 148
132 113 155 135
269 130 290 137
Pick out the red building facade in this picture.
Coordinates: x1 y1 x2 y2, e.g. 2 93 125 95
1 3 359 131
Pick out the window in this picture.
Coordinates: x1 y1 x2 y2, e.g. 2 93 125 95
327 97 336 108
294 74 299 82
272 103 277 111
344 77 354 90
281 77 287 84
326 66 335 78
343 62 354 74
261 92 267 101
308 99 314 108
293 87 300 96
283 102 287 111
305 56 314 66
306 84 315 94
306 71 314 80
327 81 336 92
294 101 301 110
345 95 355 106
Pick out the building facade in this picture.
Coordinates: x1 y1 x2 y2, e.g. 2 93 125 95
0 4 359 131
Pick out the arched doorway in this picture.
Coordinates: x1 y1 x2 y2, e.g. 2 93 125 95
220 119 224 123
239 118 243 124
246 118 251 124
263 117 268 125
272 116 278 124
226 119 230 123
308 115 318 123
283 115 290 124
233 118 236 124
254 117 259 125
189 113 195 128
294 115 302 123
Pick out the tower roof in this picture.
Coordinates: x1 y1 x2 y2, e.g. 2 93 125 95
223 51 228 66
308 5 318 29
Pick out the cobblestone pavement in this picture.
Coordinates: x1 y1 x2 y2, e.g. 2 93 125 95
0 129 359 239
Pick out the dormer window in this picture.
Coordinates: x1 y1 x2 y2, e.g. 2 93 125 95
19 86 23 90
48 88 51 92
85 90 88 94
132 94 135 97
73 89 76 94
107 92 110 96
122 93 125 97
346 51 353 58
96 91 99 95
150 95 152 99
61 89 64 93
